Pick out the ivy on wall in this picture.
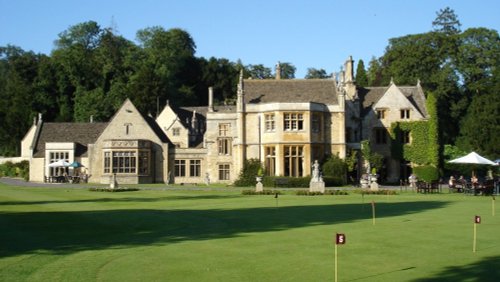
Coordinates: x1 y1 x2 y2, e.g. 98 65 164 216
390 92 439 167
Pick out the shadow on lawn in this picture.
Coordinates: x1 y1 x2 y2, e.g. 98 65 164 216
412 255 500 282
0 200 448 258
0 194 240 206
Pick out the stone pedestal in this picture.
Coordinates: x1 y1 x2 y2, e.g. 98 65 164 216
309 159 325 193
369 175 379 191
255 176 263 192
109 174 118 189
360 178 369 189
309 181 325 193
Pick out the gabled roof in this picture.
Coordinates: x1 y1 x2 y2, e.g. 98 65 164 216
33 122 108 158
243 79 338 105
358 84 428 117
176 106 208 127
103 98 170 144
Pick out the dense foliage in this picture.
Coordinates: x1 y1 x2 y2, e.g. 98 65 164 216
412 165 440 182
321 154 348 185
1 7 498 163
233 158 263 187
0 160 29 180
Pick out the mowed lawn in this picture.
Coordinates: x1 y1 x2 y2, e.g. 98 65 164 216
0 183 499 282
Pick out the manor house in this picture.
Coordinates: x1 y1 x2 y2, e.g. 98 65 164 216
21 57 428 185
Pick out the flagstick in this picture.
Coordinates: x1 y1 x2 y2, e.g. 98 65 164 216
372 201 376 226
493 197 496 216
473 222 477 253
334 244 338 282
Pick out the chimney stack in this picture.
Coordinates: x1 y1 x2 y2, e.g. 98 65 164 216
275 62 281 80
208 87 214 112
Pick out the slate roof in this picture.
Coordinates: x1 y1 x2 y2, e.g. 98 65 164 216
358 84 428 118
176 106 209 126
33 122 108 158
143 114 170 144
243 79 339 105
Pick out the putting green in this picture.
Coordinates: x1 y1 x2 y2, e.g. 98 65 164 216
0 184 499 281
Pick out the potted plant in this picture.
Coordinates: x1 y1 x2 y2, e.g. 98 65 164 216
256 167 264 183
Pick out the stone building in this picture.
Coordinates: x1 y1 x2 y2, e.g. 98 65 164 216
21 56 429 185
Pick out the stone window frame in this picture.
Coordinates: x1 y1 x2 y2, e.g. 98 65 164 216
218 163 231 180
283 112 304 131
283 145 304 177
400 109 411 119
264 113 276 132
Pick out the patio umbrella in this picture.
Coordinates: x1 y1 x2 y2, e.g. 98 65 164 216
448 152 497 165
69 161 84 168
448 152 497 178
48 159 71 167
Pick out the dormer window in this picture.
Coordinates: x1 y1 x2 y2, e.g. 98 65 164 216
400 109 410 119
376 109 386 119
172 128 180 136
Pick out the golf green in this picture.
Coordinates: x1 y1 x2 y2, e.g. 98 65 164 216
0 183 499 281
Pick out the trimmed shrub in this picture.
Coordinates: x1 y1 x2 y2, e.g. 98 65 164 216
322 155 347 185
262 176 311 188
241 189 282 195
413 165 439 182
323 176 345 187
234 159 263 187
89 187 139 192
354 189 398 195
296 189 349 196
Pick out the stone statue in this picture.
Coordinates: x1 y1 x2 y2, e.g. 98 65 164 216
312 160 320 182
309 160 325 193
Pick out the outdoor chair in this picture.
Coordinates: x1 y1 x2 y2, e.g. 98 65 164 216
416 181 430 193
430 181 440 193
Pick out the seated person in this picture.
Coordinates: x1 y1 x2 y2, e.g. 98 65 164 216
448 176 456 188
471 175 479 185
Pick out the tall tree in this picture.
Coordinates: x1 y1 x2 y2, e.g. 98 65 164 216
305 68 329 79
198 57 238 104
432 7 461 35
246 64 272 79
0 46 39 155
131 27 197 111
276 62 296 79
367 56 383 86
355 59 368 87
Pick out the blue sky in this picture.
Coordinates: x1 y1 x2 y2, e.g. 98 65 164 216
1 0 499 78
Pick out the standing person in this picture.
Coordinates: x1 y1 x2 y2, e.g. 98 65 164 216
409 173 417 189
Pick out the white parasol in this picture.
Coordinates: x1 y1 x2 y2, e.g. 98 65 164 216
48 159 71 167
448 152 497 165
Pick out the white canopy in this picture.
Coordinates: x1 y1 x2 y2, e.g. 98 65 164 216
448 152 497 165
48 159 71 167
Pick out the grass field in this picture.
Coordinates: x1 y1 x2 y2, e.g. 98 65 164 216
0 182 499 281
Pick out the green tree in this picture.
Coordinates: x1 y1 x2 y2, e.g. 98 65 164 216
305 68 329 79
246 64 272 79
455 28 500 94
367 56 383 86
131 27 197 111
456 90 500 157
233 158 263 187
432 7 461 35
322 155 347 185
0 46 40 155
355 59 368 87
276 62 296 79
198 57 239 104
